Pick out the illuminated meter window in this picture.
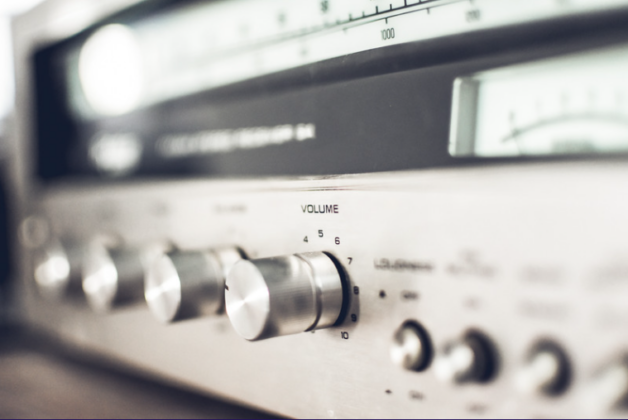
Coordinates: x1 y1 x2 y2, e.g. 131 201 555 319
449 45 628 158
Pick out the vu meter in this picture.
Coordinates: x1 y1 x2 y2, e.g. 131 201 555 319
449 44 628 158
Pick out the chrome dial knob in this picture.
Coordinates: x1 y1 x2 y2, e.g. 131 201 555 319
144 247 242 323
33 239 82 300
434 331 498 384
82 243 145 312
225 251 344 341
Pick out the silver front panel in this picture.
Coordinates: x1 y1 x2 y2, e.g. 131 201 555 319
15 162 628 418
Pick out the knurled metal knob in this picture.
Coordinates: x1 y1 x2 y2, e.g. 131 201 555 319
144 247 242 323
224 251 344 341
82 243 145 312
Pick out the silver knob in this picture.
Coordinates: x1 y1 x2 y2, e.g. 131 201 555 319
33 240 82 300
82 243 145 312
390 321 432 371
515 342 570 396
144 247 242 323
21 216 82 300
225 251 344 341
434 331 497 384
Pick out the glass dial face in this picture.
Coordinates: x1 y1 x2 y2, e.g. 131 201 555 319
70 0 627 117
450 45 628 158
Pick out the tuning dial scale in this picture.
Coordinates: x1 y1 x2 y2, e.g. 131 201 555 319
224 251 345 341
144 247 243 323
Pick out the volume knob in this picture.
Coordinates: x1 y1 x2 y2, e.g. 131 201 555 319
144 247 242 323
82 243 145 312
225 252 344 341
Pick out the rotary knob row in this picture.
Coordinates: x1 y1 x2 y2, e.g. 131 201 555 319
390 324 567 393
390 322 628 413
28 237 628 414
32 239 346 339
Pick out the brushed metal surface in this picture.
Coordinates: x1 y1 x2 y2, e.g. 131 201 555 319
224 259 271 341
11 161 628 418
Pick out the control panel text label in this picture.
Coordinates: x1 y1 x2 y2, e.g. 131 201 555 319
301 204 339 214
374 258 433 272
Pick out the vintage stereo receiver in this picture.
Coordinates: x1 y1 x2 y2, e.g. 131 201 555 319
10 0 628 417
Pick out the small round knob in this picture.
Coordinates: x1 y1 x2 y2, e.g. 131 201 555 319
390 321 432 371
21 217 81 300
33 240 81 300
434 331 498 384
225 251 345 341
581 358 628 414
82 243 145 312
515 342 570 396
144 247 242 323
